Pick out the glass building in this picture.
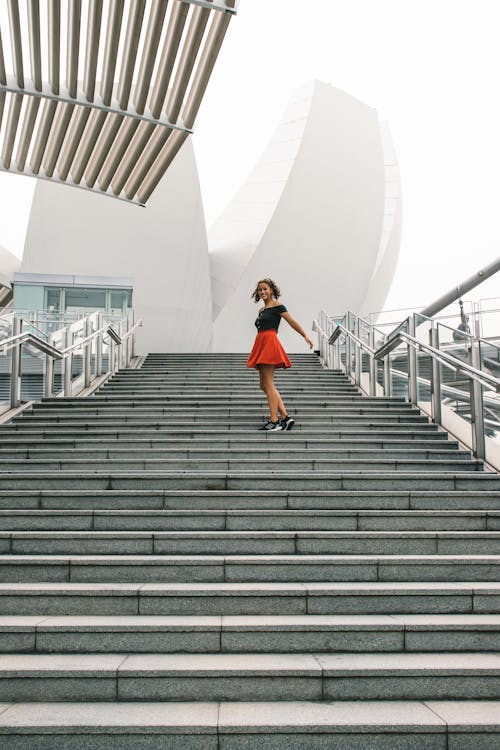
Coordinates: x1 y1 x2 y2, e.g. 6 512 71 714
12 273 133 318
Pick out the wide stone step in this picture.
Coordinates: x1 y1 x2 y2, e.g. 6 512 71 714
18 402 426 414
2 350 499 734
0 437 457 450
0 471 494 491
1 489 499 511
1 426 446 440
1 530 499 556
139 363 324 368
0 447 469 462
0 581 497 616
1 553 500 583
100 385 356 393
0 700 496 750
43 388 369 400
24 404 422 416
64 390 388 400
0 651 500 702
0 508 494 531
139 362 323 366
1 614 500 654
15 412 427 427
99 385 360 393
3 424 443 437
109 374 334 382
94 387 392 394
0 457 479 473
11 419 433 433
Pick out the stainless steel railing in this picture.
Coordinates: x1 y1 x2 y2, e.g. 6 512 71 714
0 309 142 413
314 309 500 471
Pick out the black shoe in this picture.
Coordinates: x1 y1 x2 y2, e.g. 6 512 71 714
258 420 283 431
281 415 295 431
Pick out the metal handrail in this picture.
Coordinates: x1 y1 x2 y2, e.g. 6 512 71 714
0 332 63 358
21 320 50 340
316 307 500 469
0 323 124 357
1 310 142 411
120 319 142 341
329 312 500 391
396 331 500 391
329 323 375 355
368 320 500 392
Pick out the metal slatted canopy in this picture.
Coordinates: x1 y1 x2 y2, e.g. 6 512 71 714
0 0 237 204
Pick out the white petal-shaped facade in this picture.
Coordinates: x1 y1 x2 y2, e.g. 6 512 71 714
0 244 20 291
209 80 402 353
20 138 212 353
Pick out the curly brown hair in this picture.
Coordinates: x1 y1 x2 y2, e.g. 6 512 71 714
251 278 281 303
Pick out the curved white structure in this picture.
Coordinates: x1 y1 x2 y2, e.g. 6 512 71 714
21 139 212 354
209 80 402 353
0 245 20 291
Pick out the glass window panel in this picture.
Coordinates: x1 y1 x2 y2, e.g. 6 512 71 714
0 350 11 410
110 291 122 313
389 343 409 400
65 288 106 314
13 284 45 311
46 287 60 311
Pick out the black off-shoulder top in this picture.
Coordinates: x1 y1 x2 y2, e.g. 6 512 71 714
255 304 287 331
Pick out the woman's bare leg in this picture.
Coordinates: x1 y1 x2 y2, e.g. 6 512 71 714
260 365 287 422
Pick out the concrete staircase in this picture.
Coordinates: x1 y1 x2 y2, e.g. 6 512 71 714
0 351 499 748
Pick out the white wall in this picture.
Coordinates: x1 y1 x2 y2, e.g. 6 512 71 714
21 140 212 354
0 246 20 289
209 80 402 353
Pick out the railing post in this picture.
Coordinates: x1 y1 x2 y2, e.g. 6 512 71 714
117 321 124 370
64 326 73 397
10 316 22 408
383 354 391 397
408 314 418 404
96 314 103 375
430 324 442 424
354 317 361 387
44 334 54 399
326 317 333 371
472 301 481 339
345 315 351 378
130 311 136 360
84 316 92 388
109 338 115 373
369 328 376 396
333 337 340 370
125 312 133 366
320 311 326 363
469 340 486 459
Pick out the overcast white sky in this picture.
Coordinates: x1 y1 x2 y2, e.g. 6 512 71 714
194 0 500 310
1 0 499 312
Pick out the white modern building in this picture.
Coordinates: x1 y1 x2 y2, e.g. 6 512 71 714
20 140 212 354
0 245 21 306
15 79 401 355
209 80 402 353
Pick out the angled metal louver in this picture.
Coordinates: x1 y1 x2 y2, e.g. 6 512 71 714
0 0 237 204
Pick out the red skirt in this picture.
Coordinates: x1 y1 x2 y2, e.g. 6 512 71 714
247 329 292 370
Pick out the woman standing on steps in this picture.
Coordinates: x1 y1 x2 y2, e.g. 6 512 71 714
247 278 313 431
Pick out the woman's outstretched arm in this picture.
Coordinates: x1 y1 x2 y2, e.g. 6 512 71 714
281 311 313 349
